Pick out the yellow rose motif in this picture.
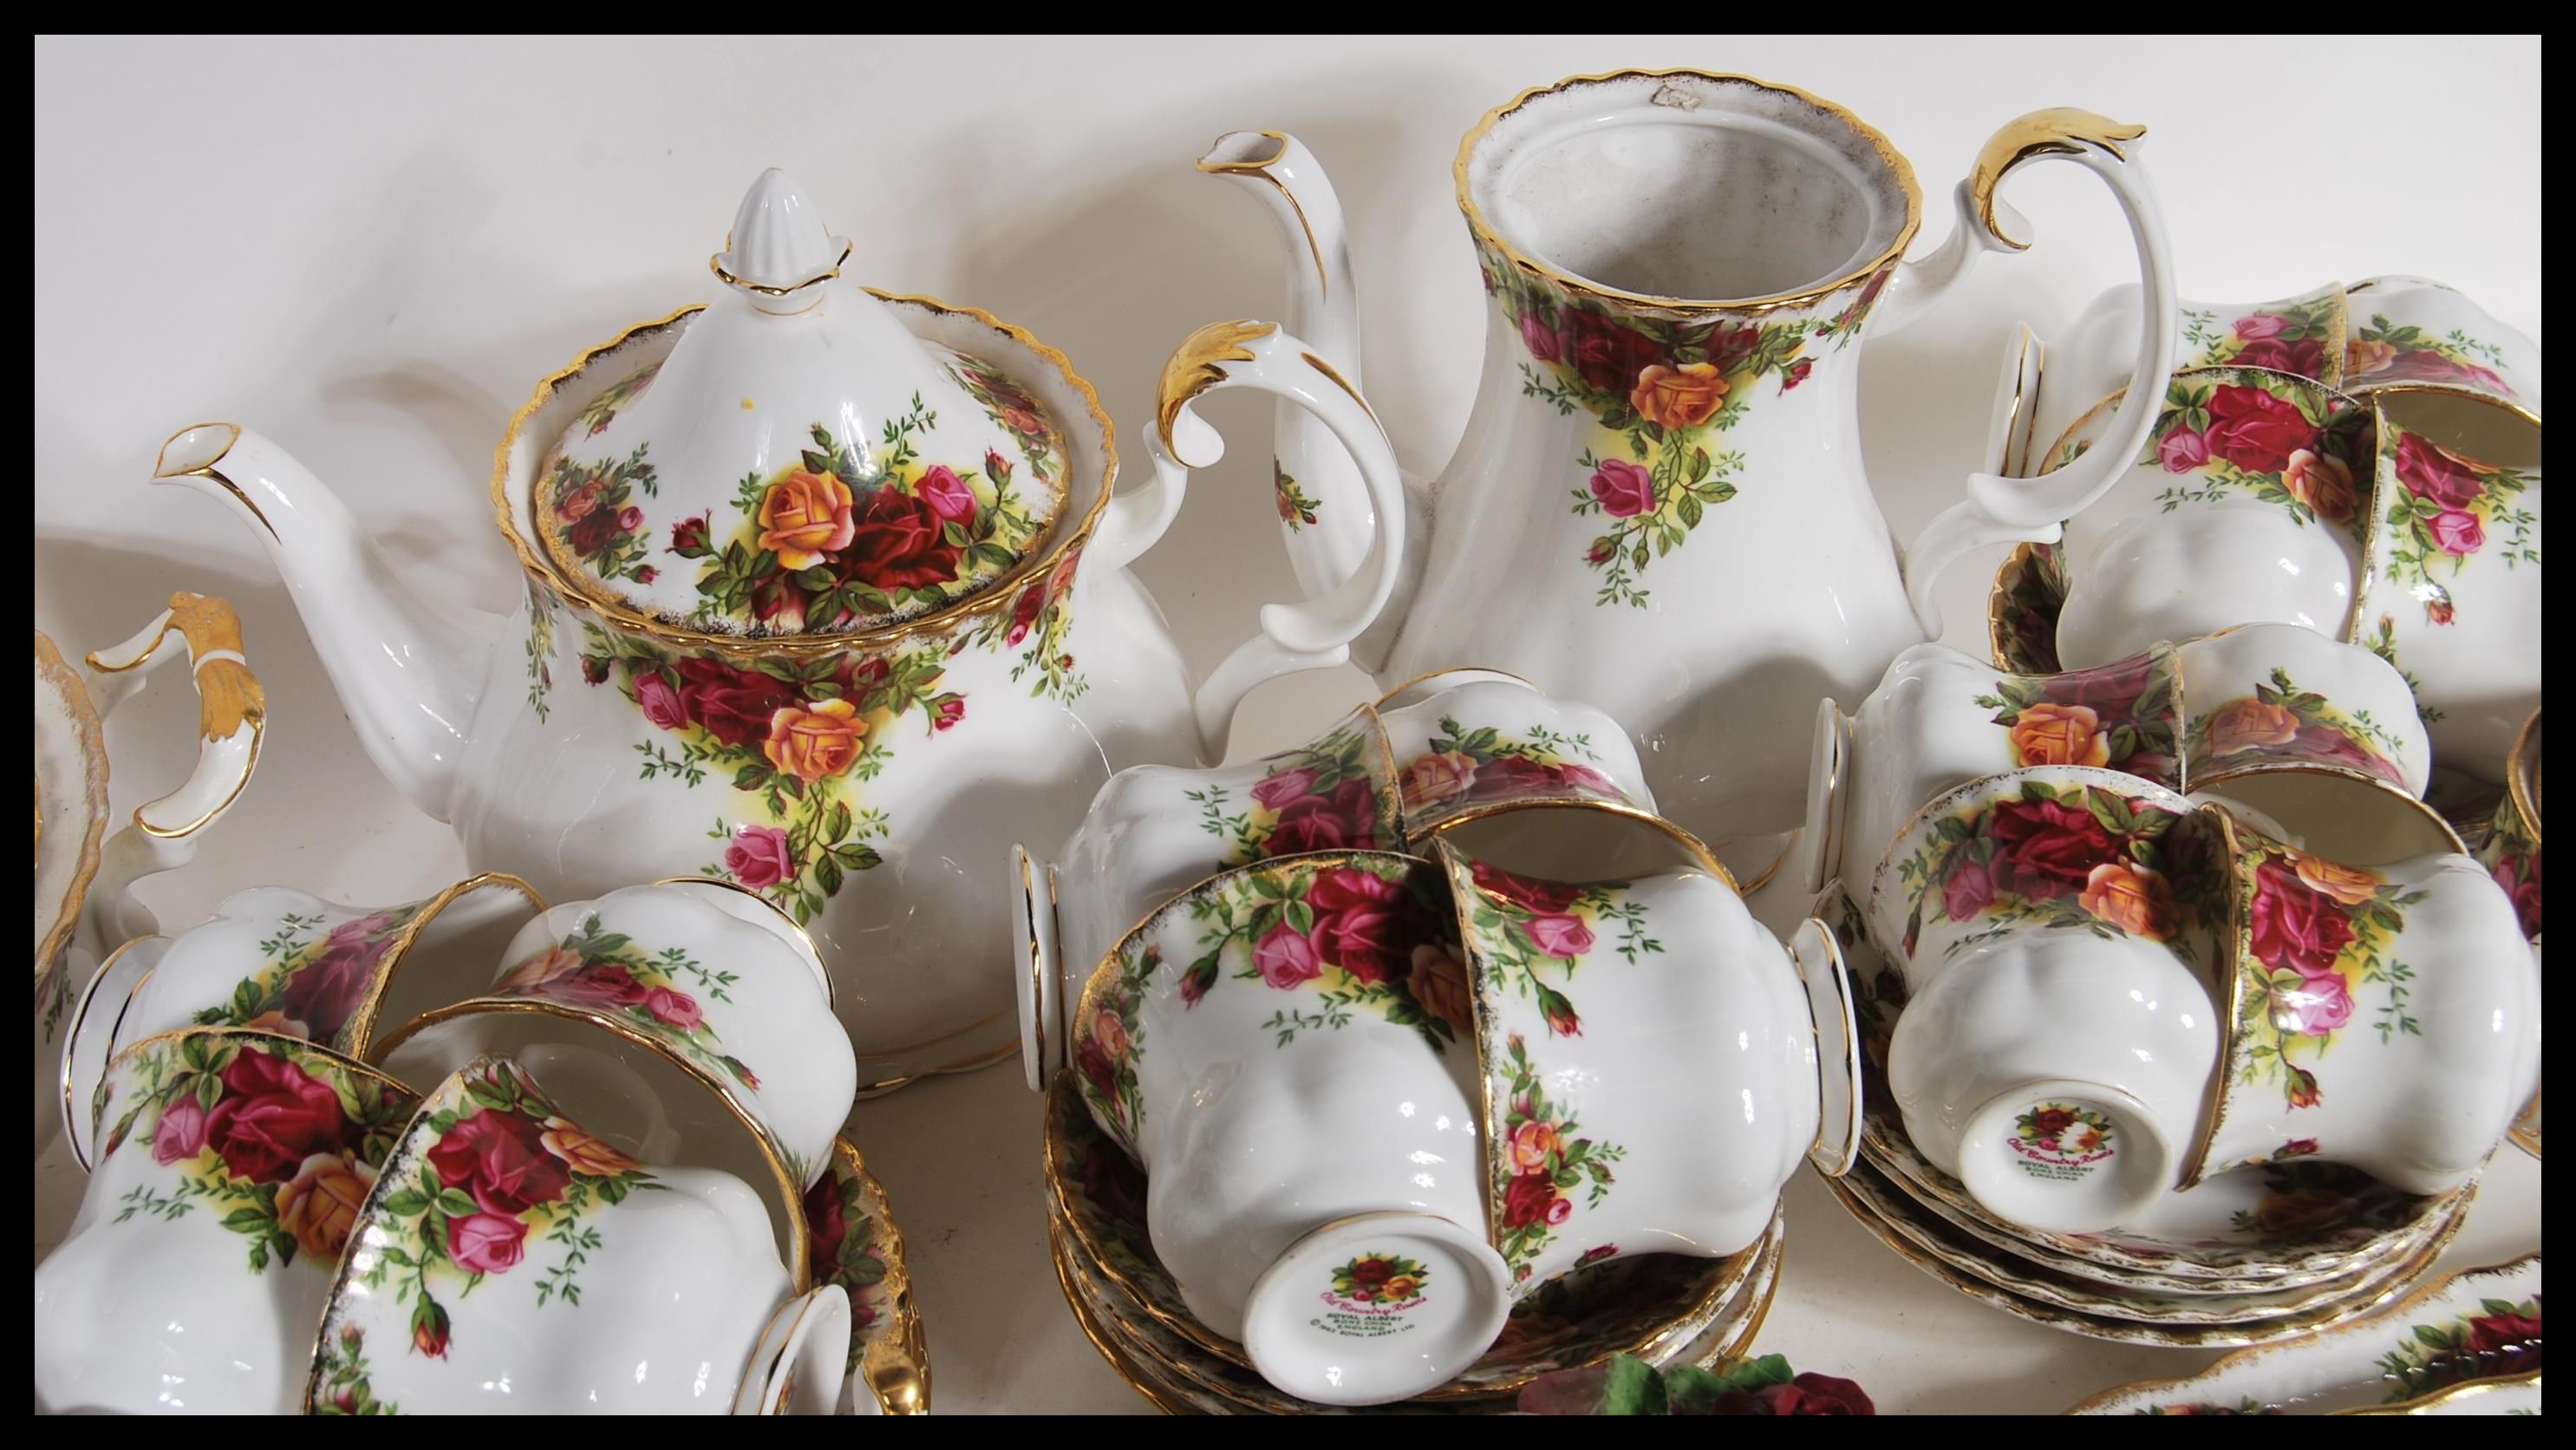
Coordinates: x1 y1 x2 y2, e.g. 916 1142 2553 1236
2282 447 2358 523
541 1120 645 1178
496 944 586 994
2346 337 2399 379
2008 702 2110 767
763 697 867 782
276 1151 375 1263
1399 751 1478 811
756 467 857 570
1379 1274 1423 1303
243 1009 308 1036
1629 362 1730 430
2078 859 2174 940
1510 1119 1560 1173
1405 942 1475 1034
2291 852 2382 906
2207 699 2303 754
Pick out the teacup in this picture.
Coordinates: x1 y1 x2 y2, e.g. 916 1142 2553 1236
310 1055 849 1414
2047 367 2375 670
1068 850 1510 1407
2476 710 2541 939
2353 386 2542 778
1375 670 1651 836
103 872 545 1069
2177 807 2540 1196
375 882 850 1262
35 1029 417 1414
1435 835 1858 1294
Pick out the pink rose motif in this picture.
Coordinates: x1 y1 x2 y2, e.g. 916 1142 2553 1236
931 695 966 731
915 465 978 529
1517 311 1564 364
2429 508 2486 557
152 1097 210 1166
643 987 703 1032
616 505 643 532
2233 313 2290 342
2271 970 2354 1035
1254 920 1323 990
2393 432 2486 509
635 673 689 732
2157 427 2212 473
447 1210 530 1276
1588 459 1655 519
1553 762 1621 798
1524 913 1595 959
724 826 795 889
1941 859 1998 921
1250 765 1323 811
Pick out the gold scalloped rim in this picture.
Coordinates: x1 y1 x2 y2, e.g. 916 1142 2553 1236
34 631 110 981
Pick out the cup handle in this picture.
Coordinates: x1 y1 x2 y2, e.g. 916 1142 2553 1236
1887 109 2179 636
1091 319 1409 760
77 592 266 945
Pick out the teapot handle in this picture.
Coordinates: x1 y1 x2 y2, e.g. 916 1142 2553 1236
77 592 268 946
1092 319 1409 760
1882 109 2178 637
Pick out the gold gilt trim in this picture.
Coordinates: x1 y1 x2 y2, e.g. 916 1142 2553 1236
1455 69 1922 317
489 290 1118 662
60 933 168 1168
2507 709 2541 845
33 631 111 980
333 872 548 1059
1196 131 1330 303
84 592 270 840
652 873 833 1011
1418 793 1742 893
1047 1219 1192 1414
708 239 854 297
1370 665 1538 709
151 422 278 542
830 1137 933 1414
1300 350 1375 424
1155 319 1275 454
1967 109 2147 251
2170 803 2241 1192
2335 1371 2541 1414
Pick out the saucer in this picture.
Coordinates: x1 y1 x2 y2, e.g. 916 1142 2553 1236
1040 1068 1765 1400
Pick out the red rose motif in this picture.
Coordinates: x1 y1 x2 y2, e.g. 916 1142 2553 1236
1524 913 1595 959
1554 762 1621 798
203 1048 358 1185
670 514 711 557
2494 856 2541 937
2247 859 2356 978
1562 310 1660 393
724 826 795 889
526 962 654 1016
673 656 798 749
2465 1308 2544 1360
1467 754 1561 801
751 575 808 630
1265 777 1384 856
1081 1138 1151 1238
580 656 610 686
1469 862 1582 914
840 486 964 591
643 986 703 1032
634 565 657 584
1713 1374 1877 1416
1254 920 1323 990
634 672 689 732
1941 859 1998 921
2378 350 2511 394
426 1107 571 1215
1347 1257 1394 1290
1588 459 1656 519
2234 313 2291 342
1780 358 1813 391
1986 796 2123 897
412 1303 451 1359
1502 1171 1567 1230
1004 580 1047 647
2290 722 2395 781
914 466 978 530
1540 990 1582 1038
2158 427 2213 473
2286 1065 2322 1109
277 914 397 1042
447 1209 529 1275
805 1175 850 1273
1305 866 1431 984
1586 539 1615 565
1076 1033 1119 1094
2280 1138 2320 1158
1517 311 1564 364
2428 508 2486 557
2201 383 2318 474
932 695 966 731
2231 336 2327 378
2394 431 2486 509
1249 764 1323 811
2428 597 2455 625
2028 1106 2077 1143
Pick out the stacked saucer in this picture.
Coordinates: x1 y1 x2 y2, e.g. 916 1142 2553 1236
1040 1072 1784 1414
1816 886 2477 1347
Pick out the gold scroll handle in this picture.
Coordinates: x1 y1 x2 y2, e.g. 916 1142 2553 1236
87 591 266 839
1968 108 2148 251
1156 318 1276 454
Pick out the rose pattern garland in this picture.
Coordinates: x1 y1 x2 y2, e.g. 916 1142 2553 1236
1395 714 1626 832
540 444 660 587
1492 1032 1626 1284
1274 463 1320 531
1186 718 1398 865
2013 1102 2115 1166
2225 837 2426 1118
2374 1290 2541 1401
96 1034 415 1276
1330 1252 1429 1308
190 903 424 1050
2376 426 2538 627
310 1324 396 1415
2346 312 2515 399
2479 782 2542 940
342 1059 659 1365
805 1153 896 1380
2142 371 2371 538
1890 779 2205 963
2176 292 2344 382
1481 239 1884 607
1975 650 2180 783
492 912 759 1092
1452 860 1660 1038
2222 1157 2429 1244
2188 667 2410 788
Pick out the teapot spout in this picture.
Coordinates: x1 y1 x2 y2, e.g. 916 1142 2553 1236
1198 132 1418 672
151 423 491 821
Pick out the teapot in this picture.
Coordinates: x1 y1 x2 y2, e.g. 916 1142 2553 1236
1177 68 2180 860
148 170 1408 1091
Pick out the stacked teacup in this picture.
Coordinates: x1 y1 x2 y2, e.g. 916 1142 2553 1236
1797 275 2542 1343
36 876 918 1414
1017 670 1859 1409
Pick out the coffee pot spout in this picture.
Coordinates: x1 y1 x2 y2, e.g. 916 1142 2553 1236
150 423 492 820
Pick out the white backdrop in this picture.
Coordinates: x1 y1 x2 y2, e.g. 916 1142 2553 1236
34 34 2540 1414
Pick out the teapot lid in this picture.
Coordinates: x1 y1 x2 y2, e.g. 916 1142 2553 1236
532 170 1072 637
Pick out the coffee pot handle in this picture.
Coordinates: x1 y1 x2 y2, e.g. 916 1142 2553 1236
1090 319 1409 760
1881 109 2178 636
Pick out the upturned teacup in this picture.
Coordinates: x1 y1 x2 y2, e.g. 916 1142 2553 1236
35 1029 418 1414
310 1055 849 1414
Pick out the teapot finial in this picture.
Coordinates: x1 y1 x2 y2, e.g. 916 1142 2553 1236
711 168 851 314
